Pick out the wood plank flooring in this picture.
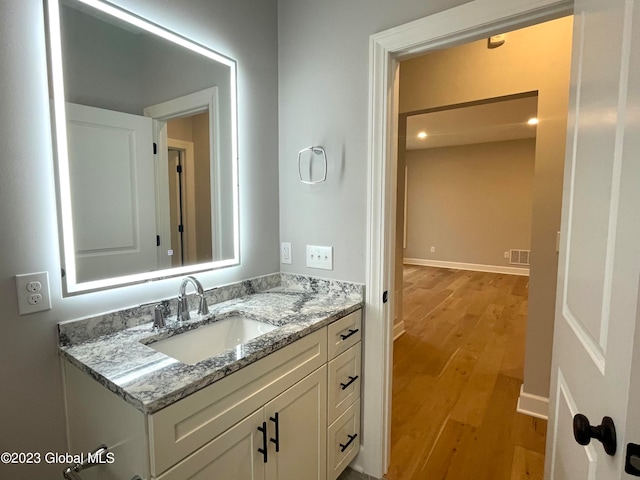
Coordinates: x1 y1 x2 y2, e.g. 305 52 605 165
385 266 546 480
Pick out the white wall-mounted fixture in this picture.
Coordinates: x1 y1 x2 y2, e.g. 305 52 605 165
281 242 292 264
15 272 52 315
528 117 539 125
306 245 333 270
488 33 506 48
509 249 530 266
298 146 328 185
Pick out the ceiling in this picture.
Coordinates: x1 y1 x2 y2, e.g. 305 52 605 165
406 95 538 150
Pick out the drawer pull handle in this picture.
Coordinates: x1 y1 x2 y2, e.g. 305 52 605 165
270 412 280 452
340 433 358 452
340 329 359 341
257 422 268 463
340 375 359 390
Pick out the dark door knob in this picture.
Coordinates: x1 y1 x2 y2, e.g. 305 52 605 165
573 413 617 456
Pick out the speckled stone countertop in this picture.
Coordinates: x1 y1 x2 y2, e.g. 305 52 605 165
58 273 364 415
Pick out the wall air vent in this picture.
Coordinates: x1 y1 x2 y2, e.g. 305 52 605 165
509 249 530 266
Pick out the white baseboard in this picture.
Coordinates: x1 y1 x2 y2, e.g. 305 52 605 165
516 384 549 420
404 258 529 276
393 321 405 341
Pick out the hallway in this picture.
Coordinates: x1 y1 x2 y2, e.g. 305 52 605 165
386 266 546 480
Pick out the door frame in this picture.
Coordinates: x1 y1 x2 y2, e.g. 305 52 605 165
361 0 574 476
144 87 223 267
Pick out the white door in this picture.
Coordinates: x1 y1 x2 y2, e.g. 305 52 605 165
546 0 640 478
66 103 158 283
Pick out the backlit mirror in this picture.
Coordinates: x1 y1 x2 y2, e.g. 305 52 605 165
45 0 239 294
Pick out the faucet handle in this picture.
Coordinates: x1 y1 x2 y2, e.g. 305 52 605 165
176 295 190 322
153 304 166 330
198 294 209 315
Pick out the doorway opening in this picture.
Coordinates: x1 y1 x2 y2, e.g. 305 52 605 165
167 146 189 266
161 112 213 268
360 3 575 476
387 17 572 479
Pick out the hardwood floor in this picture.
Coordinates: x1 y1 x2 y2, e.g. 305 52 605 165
386 266 546 480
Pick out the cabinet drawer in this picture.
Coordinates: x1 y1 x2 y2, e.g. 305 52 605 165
327 310 361 359
327 401 360 480
327 343 361 424
149 327 327 476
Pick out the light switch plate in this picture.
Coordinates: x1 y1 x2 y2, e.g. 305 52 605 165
15 271 52 315
306 245 333 270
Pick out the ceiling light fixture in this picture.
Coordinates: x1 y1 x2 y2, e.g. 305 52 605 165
417 131 428 139
527 117 539 125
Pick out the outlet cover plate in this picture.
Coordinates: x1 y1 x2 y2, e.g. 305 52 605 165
281 242 292 264
15 271 52 315
306 245 333 270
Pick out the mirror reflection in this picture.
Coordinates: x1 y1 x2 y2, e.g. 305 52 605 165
166 113 212 268
47 0 239 293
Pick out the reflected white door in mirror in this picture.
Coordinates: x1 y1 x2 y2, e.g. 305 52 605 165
45 0 239 294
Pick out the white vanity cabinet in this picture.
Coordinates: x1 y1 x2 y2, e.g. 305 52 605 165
62 309 362 480
157 366 327 480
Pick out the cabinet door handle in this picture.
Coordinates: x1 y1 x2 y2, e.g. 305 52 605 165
339 433 358 452
257 422 268 463
340 375 359 390
340 328 359 341
269 412 280 452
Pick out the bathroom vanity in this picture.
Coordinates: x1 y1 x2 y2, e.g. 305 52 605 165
59 274 363 480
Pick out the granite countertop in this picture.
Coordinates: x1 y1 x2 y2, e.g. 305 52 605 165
59 283 363 415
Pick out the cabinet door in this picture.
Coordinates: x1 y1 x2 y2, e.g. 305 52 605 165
265 366 327 480
156 409 265 480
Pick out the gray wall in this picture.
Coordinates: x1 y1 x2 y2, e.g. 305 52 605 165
62 3 234 117
277 0 472 282
405 139 535 267
0 0 279 477
61 5 144 114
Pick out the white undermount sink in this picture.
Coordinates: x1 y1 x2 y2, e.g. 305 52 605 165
147 315 277 365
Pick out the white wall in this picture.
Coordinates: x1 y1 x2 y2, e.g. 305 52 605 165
277 0 473 282
0 0 279 477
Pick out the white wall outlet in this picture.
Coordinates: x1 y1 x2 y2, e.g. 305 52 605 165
504 251 510 259
430 246 435 253
15 271 52 315
306 245 333 270
281 242 292 264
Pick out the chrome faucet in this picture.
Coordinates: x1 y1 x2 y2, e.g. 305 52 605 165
176 276 209 322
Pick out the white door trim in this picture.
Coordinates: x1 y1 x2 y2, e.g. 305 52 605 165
362 0 573 476
144 87 224 262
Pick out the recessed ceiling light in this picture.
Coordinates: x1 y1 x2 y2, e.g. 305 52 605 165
417 131 428 139
527 117 539 125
